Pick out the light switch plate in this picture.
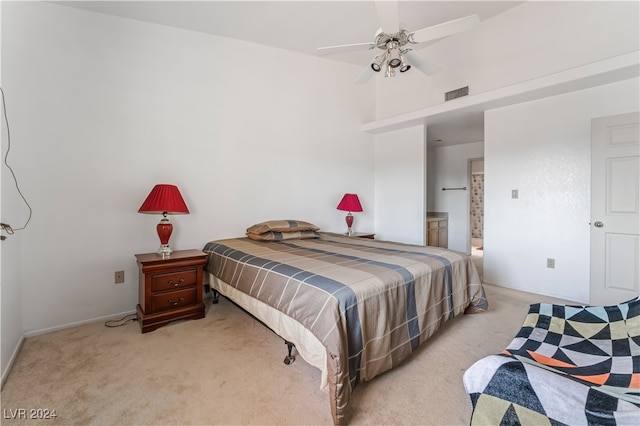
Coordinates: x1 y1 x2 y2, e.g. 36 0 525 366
512 189 519 199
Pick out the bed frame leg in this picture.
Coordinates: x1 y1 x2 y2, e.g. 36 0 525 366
283 341 295 365
211 289 220 304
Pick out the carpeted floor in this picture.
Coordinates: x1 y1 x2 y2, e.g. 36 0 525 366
1 284 571 425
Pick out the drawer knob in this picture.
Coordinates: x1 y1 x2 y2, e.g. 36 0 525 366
167 297 185 306
168 278 185 286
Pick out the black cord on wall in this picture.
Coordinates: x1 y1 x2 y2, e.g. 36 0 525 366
0 86 33 240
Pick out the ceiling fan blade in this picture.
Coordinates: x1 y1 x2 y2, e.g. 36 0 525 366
405 51 441 76
317 42 375 57
375 0 399 34
410 14 479 44
355 66 376 85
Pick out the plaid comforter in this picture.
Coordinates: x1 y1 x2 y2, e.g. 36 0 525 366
203 232 487 424
463 297 640 425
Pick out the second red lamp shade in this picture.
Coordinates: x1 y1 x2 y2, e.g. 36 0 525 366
336 193 363 236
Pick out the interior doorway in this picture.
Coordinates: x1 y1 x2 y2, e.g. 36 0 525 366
469 158 484 278
590 112 639 305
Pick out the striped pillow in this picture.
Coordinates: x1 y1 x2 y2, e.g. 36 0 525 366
247 230 320 241
246 220 319 234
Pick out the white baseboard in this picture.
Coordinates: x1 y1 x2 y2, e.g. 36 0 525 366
23 310 137 338
482 281 585 305
23 286 214 338
1 335 24 390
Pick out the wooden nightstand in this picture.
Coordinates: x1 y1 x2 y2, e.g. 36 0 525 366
350 232 375 239
135 249 207 333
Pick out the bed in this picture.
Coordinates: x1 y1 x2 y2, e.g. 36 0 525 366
203 223 487 425
463 297 640 425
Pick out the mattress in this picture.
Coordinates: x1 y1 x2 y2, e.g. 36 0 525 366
203 232 487 424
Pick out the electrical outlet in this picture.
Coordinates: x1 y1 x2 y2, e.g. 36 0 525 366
115 270 125 284
547 258 555 269
512 189 519 199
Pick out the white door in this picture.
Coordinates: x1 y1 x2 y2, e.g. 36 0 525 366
590 112 640 305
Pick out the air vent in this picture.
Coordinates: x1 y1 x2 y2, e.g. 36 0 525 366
445 86 469 102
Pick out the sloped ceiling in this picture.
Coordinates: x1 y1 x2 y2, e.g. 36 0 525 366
51 1 525 145
54 1 523 63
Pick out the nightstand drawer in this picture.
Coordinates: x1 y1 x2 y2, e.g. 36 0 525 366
136 249 207 333
151 269 197 292
151 288 197 313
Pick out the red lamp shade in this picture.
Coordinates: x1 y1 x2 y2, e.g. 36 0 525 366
336 193 363 213
139 184 189 256
138 184 190 215
336 193 363 236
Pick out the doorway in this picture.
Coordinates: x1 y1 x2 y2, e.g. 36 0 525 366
590 112 639 305
469 158 484 278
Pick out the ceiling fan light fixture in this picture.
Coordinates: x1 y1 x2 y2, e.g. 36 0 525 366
387 47 401 68
385 64 396 78
317 10 480 85
399 53 411 73
371 53 386 72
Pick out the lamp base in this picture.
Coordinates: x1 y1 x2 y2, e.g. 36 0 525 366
344 212 355 236
157 244 173 256
156 215 173 256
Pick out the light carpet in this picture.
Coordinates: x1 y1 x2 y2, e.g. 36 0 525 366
1 284 571 425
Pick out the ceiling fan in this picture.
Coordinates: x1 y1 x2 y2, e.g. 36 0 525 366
316 1 479 84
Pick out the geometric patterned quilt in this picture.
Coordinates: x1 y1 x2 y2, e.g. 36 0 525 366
463 297 640 425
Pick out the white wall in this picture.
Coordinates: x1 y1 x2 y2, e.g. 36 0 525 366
374 125 426 245
1 1 374 338
484 78 639 304
427 141 484 252
376 0 639 119
0 0 26 386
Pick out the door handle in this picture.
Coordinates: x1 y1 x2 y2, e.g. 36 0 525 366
594 221 604 228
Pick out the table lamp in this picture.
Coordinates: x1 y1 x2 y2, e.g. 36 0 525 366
337 193 363 236
138 184 190 256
